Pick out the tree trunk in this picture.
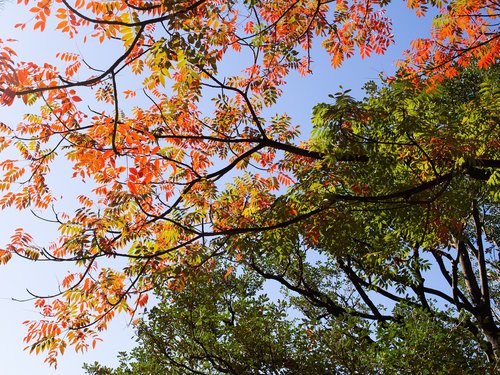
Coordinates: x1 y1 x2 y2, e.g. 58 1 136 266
478 313 500 365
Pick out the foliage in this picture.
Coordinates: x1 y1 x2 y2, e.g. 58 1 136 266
402 0 500 80
83 261 489 374
0 0 497 368
85 264 326 375
87 64 500 373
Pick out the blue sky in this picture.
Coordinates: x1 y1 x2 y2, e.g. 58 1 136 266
0 1 435 373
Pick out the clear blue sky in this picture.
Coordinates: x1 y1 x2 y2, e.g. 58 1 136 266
0 1 434 373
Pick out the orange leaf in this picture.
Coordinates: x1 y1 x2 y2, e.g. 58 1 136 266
127 180 138 195
224 266 234 280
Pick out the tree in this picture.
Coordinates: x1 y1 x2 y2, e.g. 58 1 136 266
88 64 499 374
82 262 489 374
0 0 497 367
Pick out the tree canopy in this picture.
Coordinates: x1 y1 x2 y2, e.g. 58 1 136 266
0 0 497 368
88 64 499 374
83 262 490 374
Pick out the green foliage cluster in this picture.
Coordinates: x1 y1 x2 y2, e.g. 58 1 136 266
84 262 488 375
